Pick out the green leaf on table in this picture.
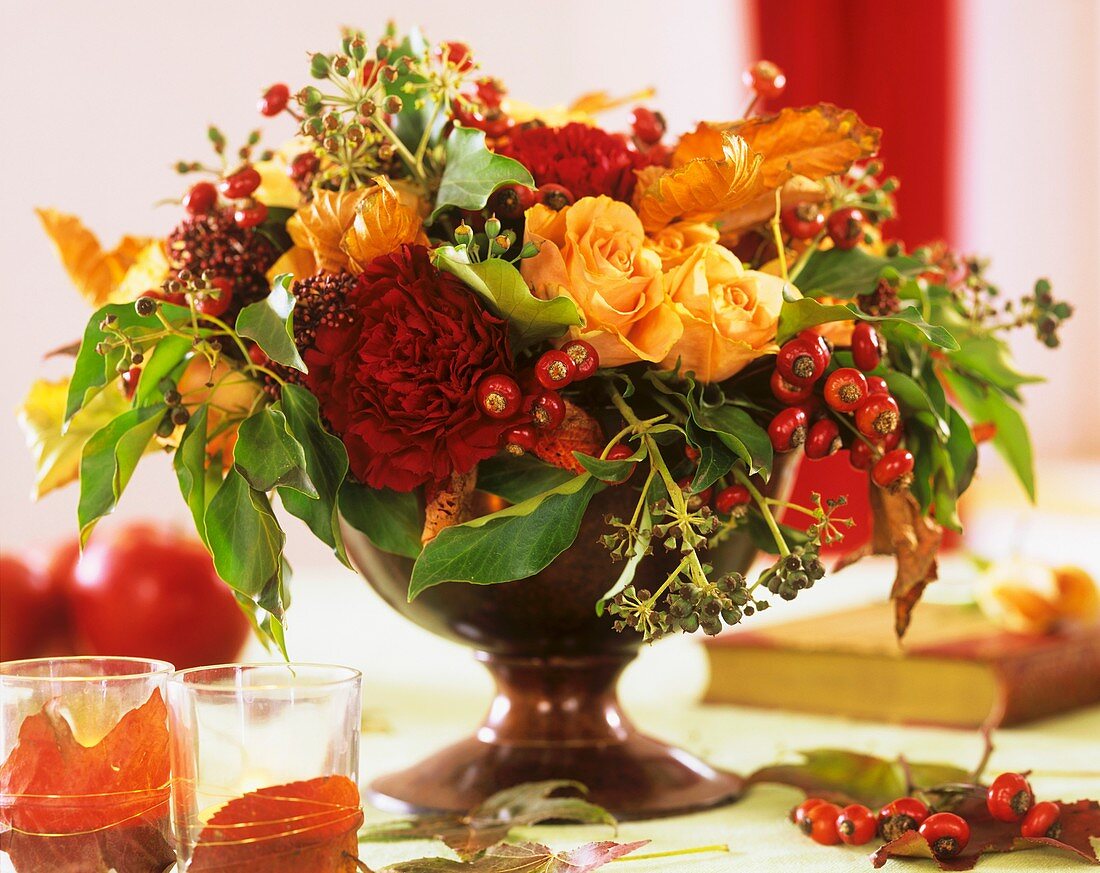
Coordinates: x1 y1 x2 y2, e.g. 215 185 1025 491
745 748 970 809
339 481 423 560
778 295 958 349
408 474 603 599
360 780 616 860
77 404 166 544
277 384 351 567
433 246 581 349
792 247 924 298
431 125 534 219
689 399 772 478
573 442 646 483
233 406 316 496
476 453 576 504
174 404 215 545
382 839 648 872
235 274 306 372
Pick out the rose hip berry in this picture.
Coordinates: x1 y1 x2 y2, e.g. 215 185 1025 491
247 343 268 367
804 419 842 460
289 152 320 182
878 797 929 841
836 804 877 846
781 202 826 240
503 424 536 455
477 374 522 420
714 484 751 515
872 448 914 490
606 443 633 461
233 201 268 229
183 181 218 216
1020 801 1061 839
676 477 713 511
768 406 808 453
742 60 787 100
258 83 290 116
195 277 234 318
770 370 814 405
218 165 262 199
866 374 889 395
777 337 825 385
630 106 666 145
855 393 900 437
793 798 827 826
535 349 577 389
851 321 882 371
525 390 566 430
487 184 537 221
919 812 970 859
824 367 869 412
802 801 842 845
539 183 574 211
120 367 141 399
561 339 599 379
987 772 1034 822
849 438 876 471
827 206 865 250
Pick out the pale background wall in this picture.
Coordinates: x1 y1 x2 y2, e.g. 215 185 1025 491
0 0 1096 567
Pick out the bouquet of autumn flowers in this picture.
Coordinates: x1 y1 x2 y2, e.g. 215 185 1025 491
23 26 1069 649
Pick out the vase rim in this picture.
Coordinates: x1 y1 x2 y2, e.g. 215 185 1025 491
169 661 361 692
0 655 175 683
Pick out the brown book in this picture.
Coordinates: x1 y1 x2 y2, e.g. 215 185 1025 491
703 602 1100 728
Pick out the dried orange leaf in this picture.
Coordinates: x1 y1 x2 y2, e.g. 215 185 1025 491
341 177 427 273
632 131 765 231
286 189 369 273
533 400 605 475
422 469 478 544
36 209 158 306
114 241 171 303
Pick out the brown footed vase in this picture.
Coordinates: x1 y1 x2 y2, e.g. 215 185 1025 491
343 458 796 819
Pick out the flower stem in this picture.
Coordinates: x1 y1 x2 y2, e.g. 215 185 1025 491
733 465 789 556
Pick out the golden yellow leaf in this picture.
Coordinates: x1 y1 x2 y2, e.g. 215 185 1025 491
114 241 171 302
340 177 427 273
17 377 132 499
36 209 157 307
266 246 318 284
254 156 304 209
506 87 656 127
286 189 369 273
672 122 728 167
632 132 765 231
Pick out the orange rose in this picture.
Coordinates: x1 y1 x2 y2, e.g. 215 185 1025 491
521 196 682 366
646 221 720 268
661 243 785 381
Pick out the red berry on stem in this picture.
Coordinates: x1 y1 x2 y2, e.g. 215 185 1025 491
880 425 903 451
539 183 574 211
866 374 889 395
233 201 268 229
183 181 218 216
676 477 713 511
804 418 841 460
440 41 474 71
630 106 666 145
768 406 808 453
1021 801 1061 839
855 393 900 438
919 812 970 859
742 60 786 100
802 801 842 845
851 321 883 371
218 165 262 199
770 370 813 405
477 374 522 420
776 337 825 385
799 329 832 360
247 343 268 367
824 367 869 412
525 390 565 430
561 339 599 379
715 484 751 515
849 438 876 471
535 349 577 389
289 152 320 181
872 448 914 489
258 83 290 116
606 443 633 461
487 184 536 221
987 772 1034 822
781 202 825 240
878 797 929 841
684 444 701 462
836 804 877 846
121 367 141 399
195 277 234 318
503 424 536 455
793 798 827 826
827 206 865 250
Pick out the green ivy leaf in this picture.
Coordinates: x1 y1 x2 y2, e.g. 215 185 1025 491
409 474 603 599
174 405 214 545
339 481 423 560
77 404 166 544
431 125 534 219
434 247 582 350
277 384 350 567
233 407 316 497
134 335 192 408
945 405 978 498
686 421 740 493
573 442 646 483
477 454 576 504
381 26 437 152
778 295 959 349
792 248 924 298
236 274 307 372
689 400 773 478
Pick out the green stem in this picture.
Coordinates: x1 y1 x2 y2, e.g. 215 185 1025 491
614 844 730 863
733 465 789 556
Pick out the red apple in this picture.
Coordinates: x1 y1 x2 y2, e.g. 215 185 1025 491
71 522 250 669
0 553 59 661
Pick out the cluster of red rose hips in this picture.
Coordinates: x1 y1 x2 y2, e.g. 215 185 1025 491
781 201 868 251
181 162 269 231
793 771 1061 861
474 340 600 454
768 325 915 492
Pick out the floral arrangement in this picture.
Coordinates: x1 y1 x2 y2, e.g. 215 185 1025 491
23 26 1071 650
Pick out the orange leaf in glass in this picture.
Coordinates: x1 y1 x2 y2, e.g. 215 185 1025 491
188 775 364 872
0 689 173 873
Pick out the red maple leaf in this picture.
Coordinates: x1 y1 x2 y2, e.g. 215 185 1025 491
0 689 174 873
187 774 365 872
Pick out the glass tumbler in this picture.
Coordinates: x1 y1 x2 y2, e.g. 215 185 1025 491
168 663 363 871
0 656 175 873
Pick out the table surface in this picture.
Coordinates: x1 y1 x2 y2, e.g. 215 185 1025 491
257 555 1100 872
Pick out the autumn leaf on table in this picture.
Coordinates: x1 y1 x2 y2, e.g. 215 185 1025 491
873 785 1100 870
360 781 617 860
0 689 173 873
381 839 649 872
187 775 364 872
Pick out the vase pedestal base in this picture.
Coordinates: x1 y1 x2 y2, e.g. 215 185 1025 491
366 652 742 820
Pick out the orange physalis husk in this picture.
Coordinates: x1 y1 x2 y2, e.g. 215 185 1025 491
286 189 369 273
340 176 427 273
533 401 605 475
266 245 319 285
35 209 160 307
632 131 765 232
0 689 173 873
422 469 479 544
186 775 364 872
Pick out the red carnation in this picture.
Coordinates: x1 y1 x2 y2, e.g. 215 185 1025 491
498 122 651 202
303 245 514 492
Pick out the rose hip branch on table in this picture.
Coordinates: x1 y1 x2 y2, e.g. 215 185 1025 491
11 20 1085 871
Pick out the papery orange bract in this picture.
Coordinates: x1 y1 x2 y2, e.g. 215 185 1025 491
533 401 605 475
0 689 173 873
341 176 427 273
286 189 370 273
35 209 159 307
187 775 364 872
632 131 765 231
